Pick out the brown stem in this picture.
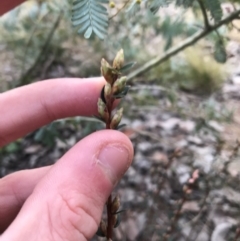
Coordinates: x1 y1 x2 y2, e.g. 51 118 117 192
127 9 240 81
233 227 240 241
109 0 131 20
197 0 210 29
163 195 187 241
105 93 115 240
106 195 113 240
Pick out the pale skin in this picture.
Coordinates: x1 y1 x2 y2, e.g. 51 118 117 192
0 2 134 240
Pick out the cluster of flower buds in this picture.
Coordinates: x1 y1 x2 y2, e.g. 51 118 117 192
97 49 130 130
111 195 121 228
96 195 121 237
96 50 134 239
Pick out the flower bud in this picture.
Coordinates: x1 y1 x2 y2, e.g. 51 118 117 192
112 76 127 95
101 58 113 84
110 108 123 129
112 214 117 227
113 214 121 228
109 1 115 8
96 220 107 237
98 98 109 121
111 195 120 214
113 49 124 70
104 82 112 100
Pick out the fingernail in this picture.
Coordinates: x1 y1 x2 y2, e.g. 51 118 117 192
98 144 130 185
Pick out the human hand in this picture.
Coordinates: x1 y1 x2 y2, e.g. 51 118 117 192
0 78 133 241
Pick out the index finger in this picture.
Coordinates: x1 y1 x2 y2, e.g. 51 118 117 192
0 0 25 15
0 78 105 147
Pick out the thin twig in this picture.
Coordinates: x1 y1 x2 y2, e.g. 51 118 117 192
109 0 131 20
162 170 199 241
148 149 181 240
197 0 210 29
163 196 187 241
233 226 240 241
18 11 63 86
106 195 113 240
21 10 48 76
127 9 240 81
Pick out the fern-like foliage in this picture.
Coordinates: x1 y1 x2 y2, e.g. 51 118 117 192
126 0 141 16
159 16 187 50
148 0 172 14
175 0 194 8
203 0 222 23
72 0 109 39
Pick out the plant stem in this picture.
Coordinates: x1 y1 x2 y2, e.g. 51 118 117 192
127 9 240 81
109 0 131 20
105 93 114 240
18 11 63 86
106 194 113 240
197 0 210 29
162 195 186 241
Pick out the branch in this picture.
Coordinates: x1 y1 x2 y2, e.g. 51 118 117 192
109 0 131 20
197 0 210 29
127 9 240 82
18 11 62 86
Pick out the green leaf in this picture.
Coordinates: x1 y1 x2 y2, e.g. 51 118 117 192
5 142 20 153
72 15 89 26
92 14 108 27
126 0 140 16
84 26 93 38
120 62 136 72
71 0 109 39
203 0 222 23
34 124 59 147
116 124 126 130
77 20 90 33
92 2 107 12
113 86 130 98
72 0 88 10
148 0 172 14
175 0 194 8
93 26 105 39
214 40 227 63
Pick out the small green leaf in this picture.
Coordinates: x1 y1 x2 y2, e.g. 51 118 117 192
72 15 89 26
116 124 126 130
72 0 88 10
114 214 121 228
203 0 222 23
148 0 171 14
93 26 106 39
113 86 130 98
77 20 90 33
92 14 108 27
214 40 227 63
120 62 136 72
91 3 107 13
5 142 20 153
115 209 126 214
92 115 106 123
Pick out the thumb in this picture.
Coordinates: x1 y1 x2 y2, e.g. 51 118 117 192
1 130 133 241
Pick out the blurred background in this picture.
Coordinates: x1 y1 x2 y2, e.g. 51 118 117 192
1 0 240 240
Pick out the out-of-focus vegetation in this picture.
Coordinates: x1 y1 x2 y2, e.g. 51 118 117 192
1 0 239 92
2 1 240 240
